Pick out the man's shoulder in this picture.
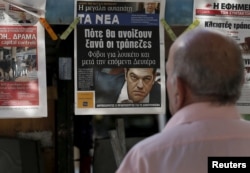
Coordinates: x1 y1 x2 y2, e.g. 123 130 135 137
149 82 161 103
152 82 161 91
95 71 125 102
131 132 166 151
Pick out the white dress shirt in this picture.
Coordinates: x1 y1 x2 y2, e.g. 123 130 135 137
116 102 250 173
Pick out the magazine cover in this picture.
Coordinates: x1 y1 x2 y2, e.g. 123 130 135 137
74 0 166 115
0 0 47 118
193 0 250 114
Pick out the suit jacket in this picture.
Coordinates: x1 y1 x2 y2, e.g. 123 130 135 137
95 71 161 104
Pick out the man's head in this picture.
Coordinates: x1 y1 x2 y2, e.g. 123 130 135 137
166 28 244 115
144 2 158 14
125 68 157 103
20 12 27 20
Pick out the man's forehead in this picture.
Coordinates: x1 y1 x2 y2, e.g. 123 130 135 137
128 68 154 76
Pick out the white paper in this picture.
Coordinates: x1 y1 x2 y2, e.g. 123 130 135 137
0 0 47 118
74 0 166 115
193 0 250 114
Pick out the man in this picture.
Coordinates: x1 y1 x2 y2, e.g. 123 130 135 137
244 68 250 83
95 68 160 104
18 12 31 23
144 2 159 14
116 28 250 173
137 2 159 14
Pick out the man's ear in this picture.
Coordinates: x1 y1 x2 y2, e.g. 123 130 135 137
174 78 186 111
124 68 128 80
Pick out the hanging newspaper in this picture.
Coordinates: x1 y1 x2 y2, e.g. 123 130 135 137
0 0 47 118
193 0 250 114
74 0 166 115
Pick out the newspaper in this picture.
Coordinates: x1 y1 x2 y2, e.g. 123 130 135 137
0 0 47 118
193 0 250 114
74 0 166 115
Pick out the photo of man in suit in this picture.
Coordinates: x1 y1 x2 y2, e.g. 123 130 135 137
95 68 161 104
136 2 159 14
18 12 31 23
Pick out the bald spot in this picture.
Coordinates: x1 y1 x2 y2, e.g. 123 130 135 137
172 29 242 82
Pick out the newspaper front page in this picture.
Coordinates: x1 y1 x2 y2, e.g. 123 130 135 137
193 0 250 114
74 0 166 115
0 0 47 118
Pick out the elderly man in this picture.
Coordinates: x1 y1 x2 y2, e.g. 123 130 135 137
116 28 250 173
